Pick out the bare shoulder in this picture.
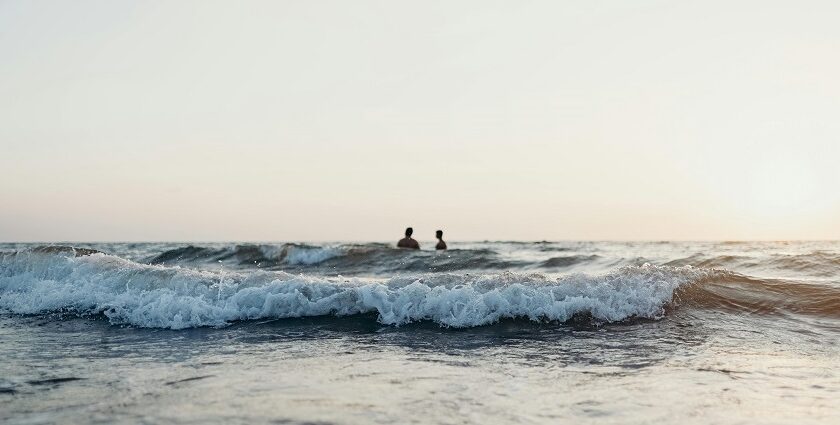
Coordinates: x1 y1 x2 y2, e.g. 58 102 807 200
398 238 420 249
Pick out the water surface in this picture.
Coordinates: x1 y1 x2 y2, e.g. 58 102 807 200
1 241 838 424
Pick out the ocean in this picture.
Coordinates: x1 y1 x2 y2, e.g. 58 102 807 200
1 241 838 424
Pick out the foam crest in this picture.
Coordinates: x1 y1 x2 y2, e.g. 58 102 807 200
0 249 714 329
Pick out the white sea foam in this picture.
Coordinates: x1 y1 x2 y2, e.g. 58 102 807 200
0 250 713 329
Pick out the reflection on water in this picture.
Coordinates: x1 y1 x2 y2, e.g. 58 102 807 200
2 309 838 424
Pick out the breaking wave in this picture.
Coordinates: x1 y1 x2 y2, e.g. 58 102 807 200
0 247 713 329
3 246 836 330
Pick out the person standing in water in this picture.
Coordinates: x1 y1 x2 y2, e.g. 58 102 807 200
435 230 447 250
397 227 420 249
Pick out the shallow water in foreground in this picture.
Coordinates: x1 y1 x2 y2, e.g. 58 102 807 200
1 241 839 424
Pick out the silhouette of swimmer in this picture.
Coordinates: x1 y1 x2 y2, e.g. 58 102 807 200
397 227 420 249
435 230 447 250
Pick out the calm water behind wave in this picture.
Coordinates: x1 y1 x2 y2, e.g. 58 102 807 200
1 241 839 424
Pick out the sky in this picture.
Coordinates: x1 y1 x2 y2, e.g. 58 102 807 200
1 0 839 242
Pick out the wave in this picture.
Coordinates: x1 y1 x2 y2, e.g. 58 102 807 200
664 251 840 277
4 246 837 330
69 242 840 278
540 255 600 268
674 273 840 317
769 251 840 276
0 247 716 329
664 254 756 269
145 243 534 273
147 243 341 267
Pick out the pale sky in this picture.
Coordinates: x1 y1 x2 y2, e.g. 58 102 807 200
1 0 839 242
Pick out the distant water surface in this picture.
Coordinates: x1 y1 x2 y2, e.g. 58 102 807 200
1 241 838 424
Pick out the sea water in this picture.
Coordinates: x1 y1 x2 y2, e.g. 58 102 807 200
1 241 838 424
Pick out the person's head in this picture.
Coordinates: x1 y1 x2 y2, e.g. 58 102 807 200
436 230 443 239
405 227 413 237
